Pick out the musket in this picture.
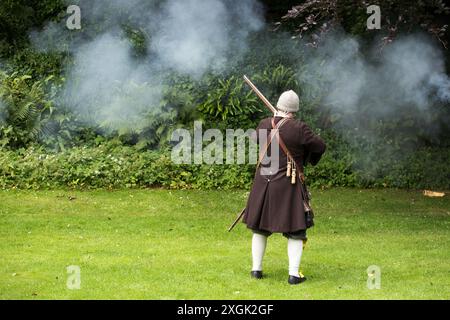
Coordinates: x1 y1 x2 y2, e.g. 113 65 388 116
228 75 276 232
243 75 277 114
228 207 246 232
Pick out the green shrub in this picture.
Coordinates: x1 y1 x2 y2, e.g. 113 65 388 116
1 142 448 190
0 143 254 190
197 74 262 130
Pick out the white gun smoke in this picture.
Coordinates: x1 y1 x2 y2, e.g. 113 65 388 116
153 0 263 77
300 32 450 114
60 33 163 130
298 31 450 179
30 0 263 130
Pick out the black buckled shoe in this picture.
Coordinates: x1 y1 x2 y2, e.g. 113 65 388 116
251 271 263 279
288 274 307 285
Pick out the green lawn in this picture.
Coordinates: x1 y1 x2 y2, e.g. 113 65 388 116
0 188 449 299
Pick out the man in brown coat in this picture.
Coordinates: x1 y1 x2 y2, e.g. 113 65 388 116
242 90 326 285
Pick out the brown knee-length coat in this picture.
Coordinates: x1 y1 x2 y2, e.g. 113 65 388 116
242 116 326 233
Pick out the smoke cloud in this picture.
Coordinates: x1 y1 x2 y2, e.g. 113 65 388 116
301 32 450 113
153 0 263 76
30 0 263 131
60 33 162 130
298 31 450 178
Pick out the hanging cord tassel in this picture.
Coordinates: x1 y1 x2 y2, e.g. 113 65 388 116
291 161 296 184
286 159 292 177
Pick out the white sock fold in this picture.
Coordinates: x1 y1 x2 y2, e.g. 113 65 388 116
288 238 303 277
251 233 267 271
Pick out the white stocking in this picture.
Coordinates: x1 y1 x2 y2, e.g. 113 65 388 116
251 233 267 271
288 238 303 277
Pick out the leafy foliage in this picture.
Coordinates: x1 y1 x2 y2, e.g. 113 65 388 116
279 0 450 49
0 0 65 57
197 75 262 129
1 141 449 190
0 143 254 190
0 70 58 148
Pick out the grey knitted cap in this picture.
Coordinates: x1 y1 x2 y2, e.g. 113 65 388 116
276 90 299 113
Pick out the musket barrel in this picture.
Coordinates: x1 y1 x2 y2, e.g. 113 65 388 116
243 75 277 114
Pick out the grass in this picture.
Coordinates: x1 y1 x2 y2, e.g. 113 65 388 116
0 188 449 300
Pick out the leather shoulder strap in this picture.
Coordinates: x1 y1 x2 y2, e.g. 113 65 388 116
272 119 309 202
271 118 305 176
256 118 288 169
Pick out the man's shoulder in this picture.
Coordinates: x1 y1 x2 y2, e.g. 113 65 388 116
258 117 307 128
286 118 308 130
293 118 313 130
257 117 272 128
